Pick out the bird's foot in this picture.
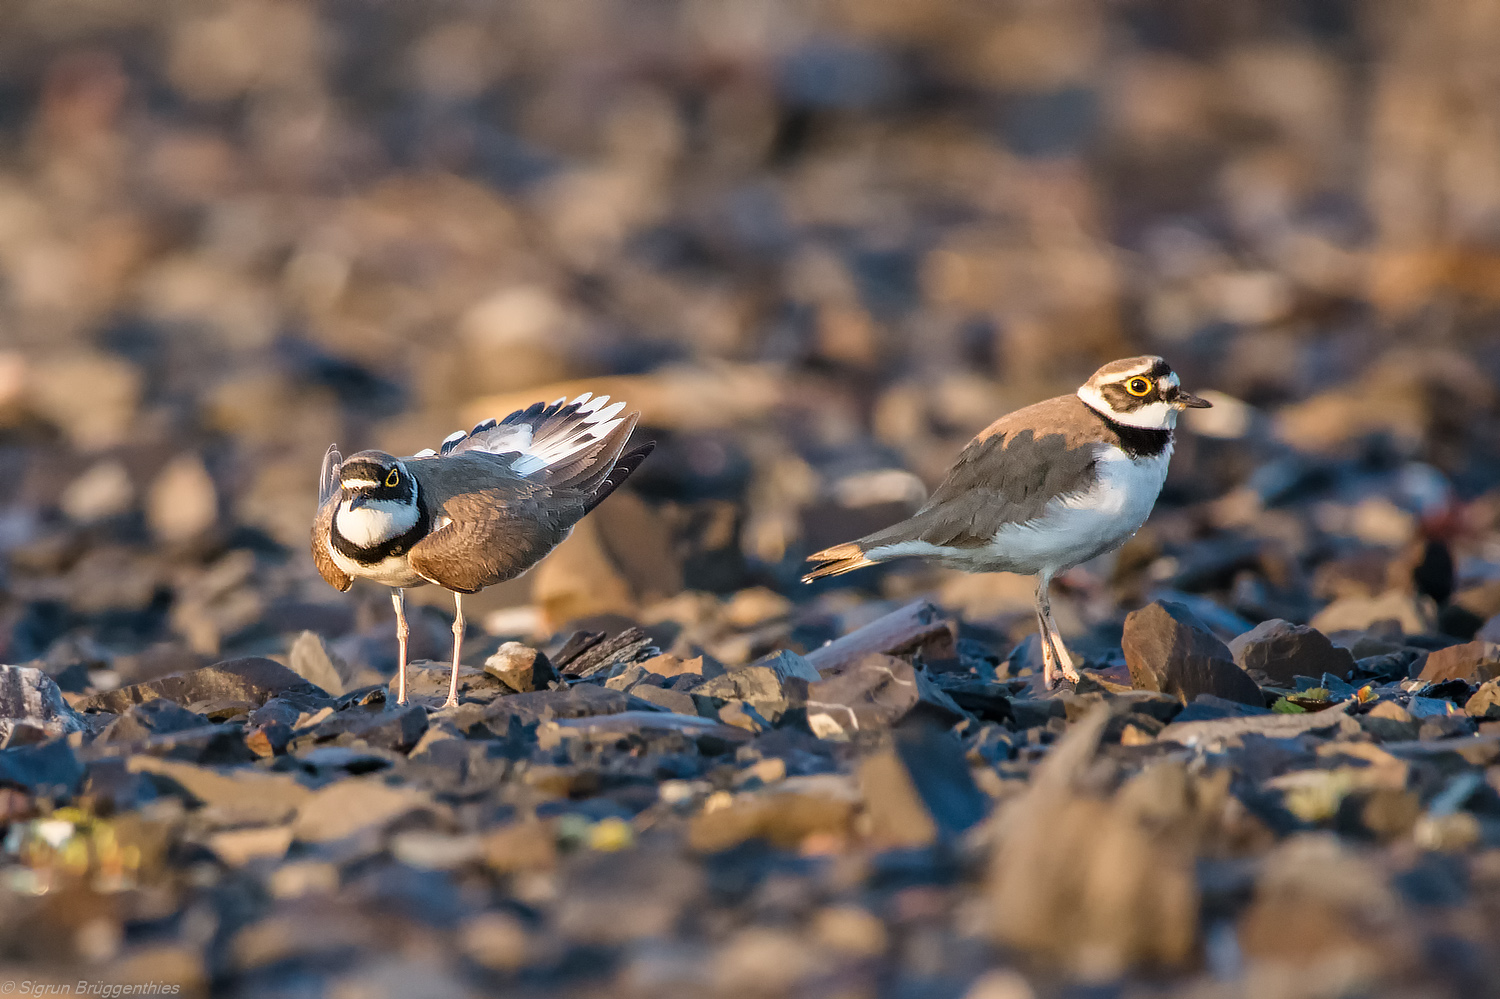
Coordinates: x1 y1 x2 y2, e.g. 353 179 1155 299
1049 653 1082 689
441 696 459 709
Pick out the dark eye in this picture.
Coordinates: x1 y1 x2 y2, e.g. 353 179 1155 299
1126 377 1152 397
385 469 400 488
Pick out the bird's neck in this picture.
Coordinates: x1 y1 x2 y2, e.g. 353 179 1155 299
1084 404 1174 459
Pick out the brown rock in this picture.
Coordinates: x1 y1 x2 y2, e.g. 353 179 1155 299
987 708 1201 974
76 657 328 713
483 642 558 693
1465 679 1500 719
1418 640 1500 683
1227 619 1355 687
688 787 856 852
1123 601 1263 706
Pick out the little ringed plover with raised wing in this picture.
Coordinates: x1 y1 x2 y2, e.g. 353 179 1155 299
312 393 654 707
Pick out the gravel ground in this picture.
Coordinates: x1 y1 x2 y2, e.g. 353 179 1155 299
4 1 1500 996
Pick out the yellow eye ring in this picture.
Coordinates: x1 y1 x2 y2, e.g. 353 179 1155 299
385 469 400 488
1126 377 1152 397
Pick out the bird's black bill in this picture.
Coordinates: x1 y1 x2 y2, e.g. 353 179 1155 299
1175 390 1211 409
347 493 369 509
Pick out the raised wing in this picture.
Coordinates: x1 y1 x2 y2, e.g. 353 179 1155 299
420 393 639 481
318 444 343 506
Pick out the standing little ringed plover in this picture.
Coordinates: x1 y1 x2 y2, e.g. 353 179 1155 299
312 393 653 707
803 355 1210 688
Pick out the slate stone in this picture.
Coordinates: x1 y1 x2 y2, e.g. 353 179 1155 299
603 664 657 691
298 703 429 753
478 684 633 730
1419 713 1477 740
248 696 309 729
1009 698 1066 729
754 650 822 683
804 653 920 739
394 661 508 703
76 657 330 713
1158 702 1356 747
1408 695 1461 719
1228 619 1356 688
629 685 699 715
1107 690 1184 724
125 723 259 765
127 756 311 825
1354 650 1425 682
1172 693 1272 723
937 680 1013 722
891 715 988 840
557 627 658 678
483 643 558 693
292 776 437 843
0 739 85 796
1418 640 1500 684
0 665 86 745
1123 601 1264 706
97 700 210 744
691 661 808 723
803 599 957 672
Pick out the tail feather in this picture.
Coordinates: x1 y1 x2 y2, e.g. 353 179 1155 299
583 440 655 514
801 542 876 583
545 412 640 493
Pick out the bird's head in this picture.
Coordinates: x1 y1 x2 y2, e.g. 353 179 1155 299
1077 355 1210 429
338 451 415 510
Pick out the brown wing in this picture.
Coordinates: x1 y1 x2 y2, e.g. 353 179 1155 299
834 394 1106 553
407 452 590 594
310 495 353 591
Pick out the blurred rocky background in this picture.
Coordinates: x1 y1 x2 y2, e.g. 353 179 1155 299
3 0 1500 996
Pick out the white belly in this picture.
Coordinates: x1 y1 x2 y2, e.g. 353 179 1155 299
991 450 1167 574
872 445 1171 577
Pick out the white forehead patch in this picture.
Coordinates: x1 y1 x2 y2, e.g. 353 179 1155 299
341 478 378 488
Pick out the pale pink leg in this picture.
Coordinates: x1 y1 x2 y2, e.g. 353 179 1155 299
445 591 464 708
392 588 410 705
1036 577 1079 689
